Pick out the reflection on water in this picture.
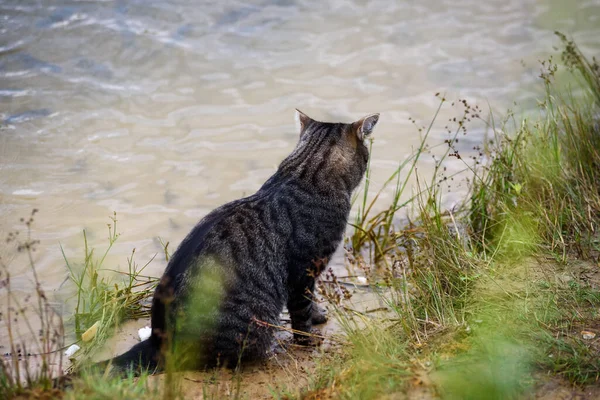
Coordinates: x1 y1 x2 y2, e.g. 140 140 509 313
1 0 600 321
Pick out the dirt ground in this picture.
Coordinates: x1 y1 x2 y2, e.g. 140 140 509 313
534 376 600 400
93 315 340 399
92 287 386 399
89 261 600 399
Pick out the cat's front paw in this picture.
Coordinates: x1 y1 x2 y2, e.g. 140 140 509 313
311 305 328 325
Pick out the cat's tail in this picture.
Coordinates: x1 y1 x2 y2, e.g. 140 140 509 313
99 338 161 375
51 339 160 387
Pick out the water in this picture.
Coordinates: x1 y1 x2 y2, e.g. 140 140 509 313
1 0 600 344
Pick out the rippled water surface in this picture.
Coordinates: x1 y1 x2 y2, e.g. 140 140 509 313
1 0 600 311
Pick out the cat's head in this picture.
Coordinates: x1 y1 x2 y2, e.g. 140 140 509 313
280 109 380 194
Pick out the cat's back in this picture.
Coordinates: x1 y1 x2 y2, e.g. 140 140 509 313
162 180 293 283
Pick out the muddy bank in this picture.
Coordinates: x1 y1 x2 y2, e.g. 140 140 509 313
89 286 387 398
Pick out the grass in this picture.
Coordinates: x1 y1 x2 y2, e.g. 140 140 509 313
1 209 66 398
62 212 159 370
535 278 600 384
0 212 165 399
306 33 600 399
62 369 158 400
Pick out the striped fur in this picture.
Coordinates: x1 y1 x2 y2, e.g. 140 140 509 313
106 110 380 372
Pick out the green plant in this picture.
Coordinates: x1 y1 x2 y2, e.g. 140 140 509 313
0 210 66 398
62 213 160 369
309 35 600 398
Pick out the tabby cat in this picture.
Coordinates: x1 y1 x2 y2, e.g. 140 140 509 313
106 109 379 372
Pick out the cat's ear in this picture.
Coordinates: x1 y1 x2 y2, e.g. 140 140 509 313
354 113 380 141
295 109 312 135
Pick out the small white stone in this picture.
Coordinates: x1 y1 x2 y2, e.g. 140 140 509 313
356 276 368 284
138 326 152 341
64 344 80 357
581 331 596 340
